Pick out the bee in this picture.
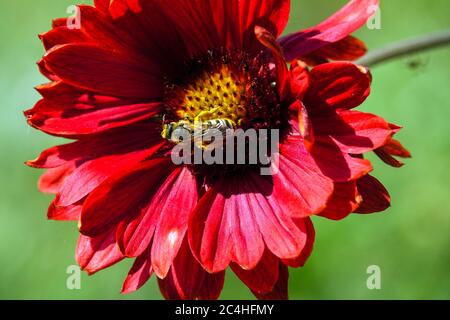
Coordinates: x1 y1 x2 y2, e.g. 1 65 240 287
161 120 193 144
406 57 429 72
162 118 236 150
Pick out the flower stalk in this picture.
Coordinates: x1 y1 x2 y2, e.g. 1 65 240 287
357 29 450 67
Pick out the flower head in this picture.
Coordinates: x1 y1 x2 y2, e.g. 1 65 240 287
26 0 409 299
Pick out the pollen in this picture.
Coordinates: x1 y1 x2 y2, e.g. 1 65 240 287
175 66 249 125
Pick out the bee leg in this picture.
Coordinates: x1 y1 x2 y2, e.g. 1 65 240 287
161 124 170 139
194 107 221 122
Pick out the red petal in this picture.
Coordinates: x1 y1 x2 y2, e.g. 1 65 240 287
374 148 403 168
79 158 174 237
37 164 74 194
26 97 162 137
280 0 379 60
39 26 89 52
52 18 69 29
158 0 290 56
189 170 308 273
158 239 225 300
253 263 289 300
76 228 124 275
27 123 161 168
283 218 315 268
240 0 291 53
48 200 82 221
255 25 290 100
319 182 362 221
188 177 265 273
94 0 109 13
314 110 394 154
289 101 315 151
275 136 334 217
383 138 411 158
43 43 163 99
289 60 310 100
305 36 367 64
109 0 142 19
157 0 228 56
78 5 188 76
355 175 391 214
57 149 155 207
231 250 279 294
116 168 194 263
121 248 154 294
312 140 373 182
116 203 159 259
151 168 198 278
304 62 371 114
375 138 411 168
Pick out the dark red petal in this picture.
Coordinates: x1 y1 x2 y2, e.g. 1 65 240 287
319 182 362 221
77 4 188 76
37 59 59 81
121 248 153 294
304 62 371 114
312 140 373 182
157 0 227 56
30 127 165 208
289 101 315 151
374 148 403 168
158 0 290 57
43 43 163 99
355 175 391 214
39 26 89 52
47 200 82 221
151 168 198 278
375 138 411 168
57 149 155 207
313 110 394 154
26 97 162 138
255 25 290 100
76 228 124 275
283 218 315 268
289 60 310 100
77 4 150 54
231 250 279 294
239 0 291 53
110 2 191 74
27 123 162 169
158 239 225 300
52 18 69 28
305 36 367 64
275 135 334 217
382 138 411 158
280 0 379 60
79 158 174 237
253 263 289 300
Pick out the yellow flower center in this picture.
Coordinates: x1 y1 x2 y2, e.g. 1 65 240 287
175 66 249 126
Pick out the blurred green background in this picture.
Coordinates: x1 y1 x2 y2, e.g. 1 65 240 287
0 0 449 300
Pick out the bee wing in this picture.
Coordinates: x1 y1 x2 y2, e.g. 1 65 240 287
199 128 235 151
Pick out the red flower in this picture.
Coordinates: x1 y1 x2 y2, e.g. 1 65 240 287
26 0 409 299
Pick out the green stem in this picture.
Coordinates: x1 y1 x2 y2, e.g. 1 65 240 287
356 30 450 68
